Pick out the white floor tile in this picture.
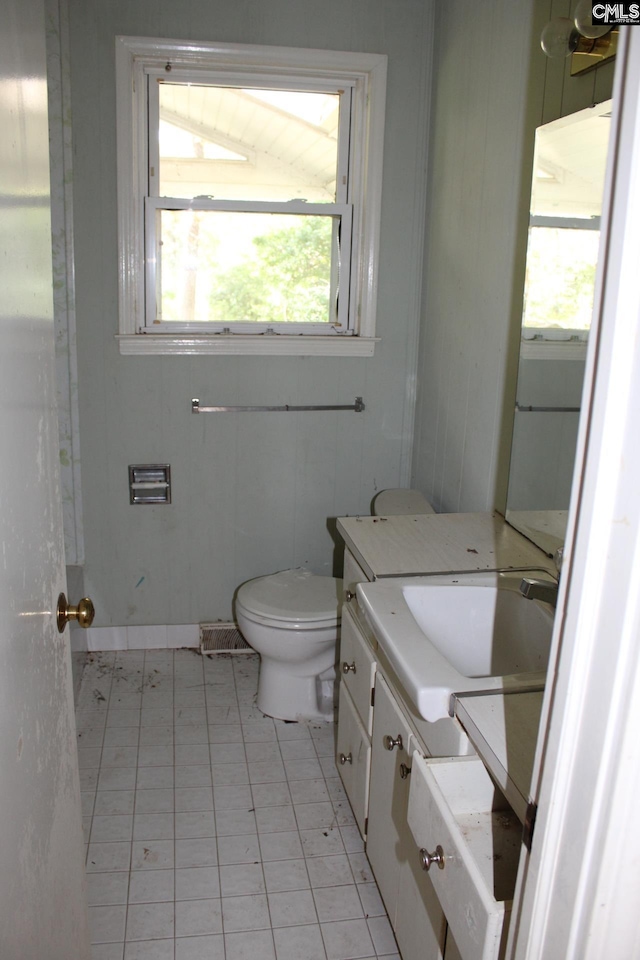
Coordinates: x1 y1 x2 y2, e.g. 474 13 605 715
366 915 397 955
91 815 134 843
225 929 276 960
175 743 210 766
87 872 130 906
313 885 364 923
284 758 323 781
128 869 174 903
294 802 336 831
306 856 355 889
175 837 218 868
89 905 127 943
91 944 124 960
268 889 318 927
356 883 386 919
134 789 174 814
175 934 225 960
211 761 249 785
301 827 345 859
248 760 286 783
130 839 174 871
175 810 216 839
87 842 132 873
175 866 221 901
215 808 257 836
132 813 174 841
135 766 173 790
217 834 261 865
219 862 266 897
255 805 297 834
278 739 317 761
222 893 270 932
262 859 310 894
175 764 213 788
137 745 173 767
125 901 174 941
250 782 292 808
209 745 244 767
321 918 375 960
288 779 329 804
123 939 174 960
273 923 327 960
176 898 223 937
175 725 210 746
175 787 214 812
259 830 304 862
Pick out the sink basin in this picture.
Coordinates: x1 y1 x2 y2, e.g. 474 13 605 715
357 572 555 722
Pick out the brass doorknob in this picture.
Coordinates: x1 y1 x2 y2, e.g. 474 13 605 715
56 593 95 633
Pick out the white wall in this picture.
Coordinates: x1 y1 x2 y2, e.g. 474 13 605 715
67 0 434 626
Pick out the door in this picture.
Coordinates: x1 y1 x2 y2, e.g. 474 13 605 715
0 0 90 956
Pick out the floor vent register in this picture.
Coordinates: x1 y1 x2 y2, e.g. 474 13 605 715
199 622 253 655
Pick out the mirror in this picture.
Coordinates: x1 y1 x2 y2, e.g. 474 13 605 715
506 100 612 556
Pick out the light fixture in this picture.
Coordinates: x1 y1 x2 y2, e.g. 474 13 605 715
540 2 617 75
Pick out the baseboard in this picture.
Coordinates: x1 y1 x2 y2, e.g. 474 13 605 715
86 623 199 651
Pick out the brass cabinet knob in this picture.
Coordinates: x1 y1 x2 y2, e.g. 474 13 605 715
419 846 445 872
57 593 95 633
384 734 403 751
339 752 353 765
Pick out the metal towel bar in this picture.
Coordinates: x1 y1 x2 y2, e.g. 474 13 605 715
515 402 581 413
192 396 365 414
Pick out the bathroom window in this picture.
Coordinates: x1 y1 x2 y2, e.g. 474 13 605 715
115 37 387 355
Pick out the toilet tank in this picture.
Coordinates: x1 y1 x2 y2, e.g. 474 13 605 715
372 488 435 516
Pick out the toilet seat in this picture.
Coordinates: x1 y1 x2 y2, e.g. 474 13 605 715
236 569 342 628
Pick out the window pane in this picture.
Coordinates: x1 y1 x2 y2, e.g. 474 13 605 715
158 83 340 203
522 226 600 333
155 209 335 324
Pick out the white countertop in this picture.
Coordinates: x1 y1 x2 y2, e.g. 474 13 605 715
337 512 553 581
453 691 544 824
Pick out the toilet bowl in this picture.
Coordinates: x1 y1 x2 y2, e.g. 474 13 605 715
236 568 342 722
235 490 433 723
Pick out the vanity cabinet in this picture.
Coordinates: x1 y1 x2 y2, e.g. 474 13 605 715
336 535 530 960
368 675 446 960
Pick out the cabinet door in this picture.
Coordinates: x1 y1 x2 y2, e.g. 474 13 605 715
395 734 446 960
336 683 371 837
367 676 446 960
367 674 414 922
339 605 377 733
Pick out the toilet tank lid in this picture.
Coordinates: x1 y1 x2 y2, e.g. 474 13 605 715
237 569 343 623
372 488 435 516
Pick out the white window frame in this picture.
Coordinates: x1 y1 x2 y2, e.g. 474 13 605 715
115 36 387 356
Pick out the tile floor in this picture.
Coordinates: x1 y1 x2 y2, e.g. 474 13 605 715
76 649 400 960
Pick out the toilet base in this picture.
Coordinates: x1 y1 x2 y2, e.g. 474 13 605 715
256 658 335 723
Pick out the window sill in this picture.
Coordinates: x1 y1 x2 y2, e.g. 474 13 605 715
117 334 378 357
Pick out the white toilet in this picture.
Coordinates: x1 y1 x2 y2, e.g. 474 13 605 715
235 489 434 722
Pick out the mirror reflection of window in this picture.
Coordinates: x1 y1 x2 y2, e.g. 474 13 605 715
522 101 611 341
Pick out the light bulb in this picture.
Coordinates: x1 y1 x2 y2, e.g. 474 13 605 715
574 0 612 39
541 17 579 58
